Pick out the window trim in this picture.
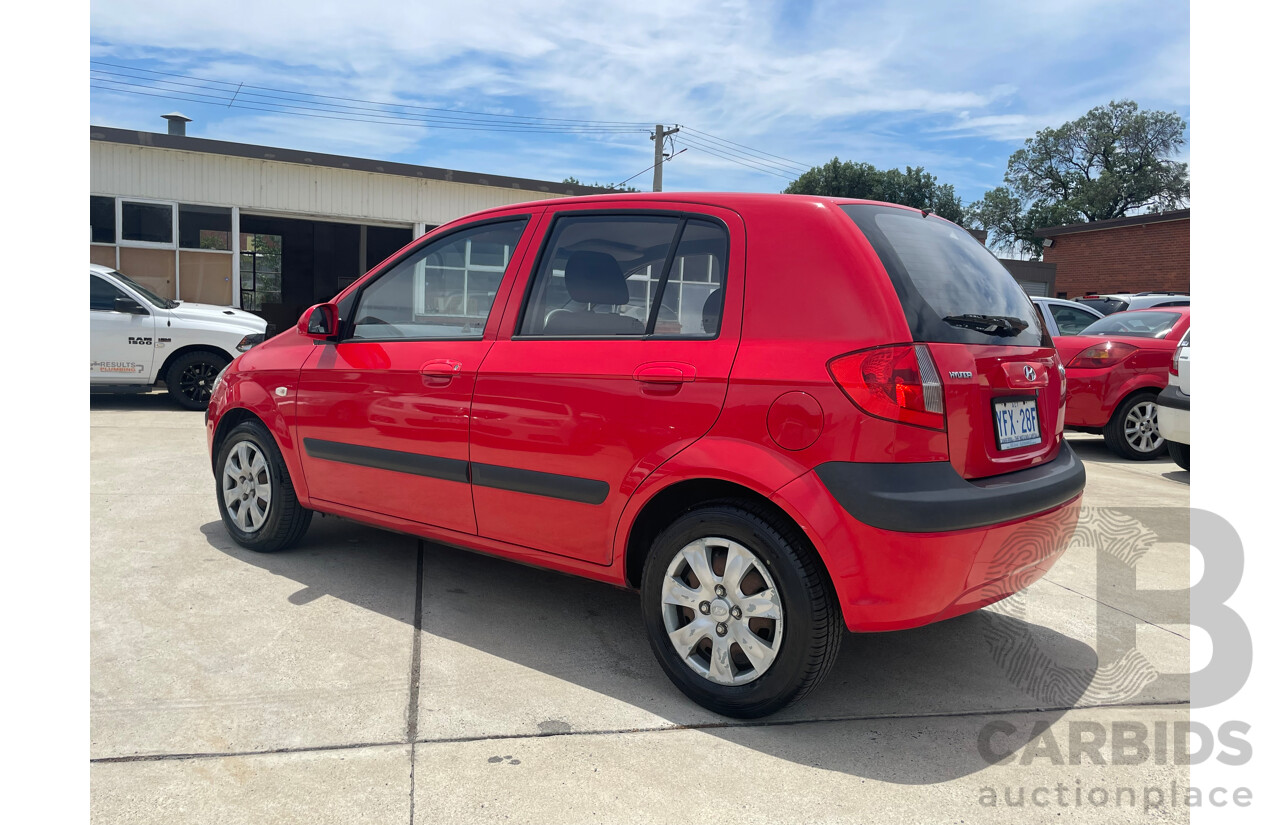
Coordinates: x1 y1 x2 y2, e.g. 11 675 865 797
512 209 730 341
117 198 178 249
338 214 533 343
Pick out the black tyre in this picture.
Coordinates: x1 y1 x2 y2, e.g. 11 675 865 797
640 501 842 718
1103 391 1167 460
1167 441 1190 471
215 420 312 552
167 350 230 411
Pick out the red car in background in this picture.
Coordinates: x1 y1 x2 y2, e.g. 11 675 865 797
1054 307 1191 460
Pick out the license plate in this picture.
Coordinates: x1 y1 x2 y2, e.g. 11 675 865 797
993 398 1042 450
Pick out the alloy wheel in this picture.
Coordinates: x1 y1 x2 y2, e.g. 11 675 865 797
1123 400 1164 454
222 441 272 533
660 537 784 686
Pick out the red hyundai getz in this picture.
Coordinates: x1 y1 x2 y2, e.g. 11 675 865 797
207 194 1085 717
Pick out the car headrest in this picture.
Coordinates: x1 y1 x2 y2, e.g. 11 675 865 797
564 251 628 306
702 288 723 333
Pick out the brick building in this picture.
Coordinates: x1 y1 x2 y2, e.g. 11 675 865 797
1035 209 1189 298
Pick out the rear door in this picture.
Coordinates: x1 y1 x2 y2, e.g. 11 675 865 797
294 214 538 533
469 204 744 564
842 204 1063 480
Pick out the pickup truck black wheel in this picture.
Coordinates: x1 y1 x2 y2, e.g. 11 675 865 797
167 351 230 410
216 420 312 552
641 501 842 718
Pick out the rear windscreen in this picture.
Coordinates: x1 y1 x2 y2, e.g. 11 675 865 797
841 204 1049 347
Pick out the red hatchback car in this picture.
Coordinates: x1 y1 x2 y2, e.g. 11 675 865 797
1054 307 1191 460
206 194 1085 717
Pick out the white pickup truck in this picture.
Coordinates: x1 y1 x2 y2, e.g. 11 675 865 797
90 263 269 409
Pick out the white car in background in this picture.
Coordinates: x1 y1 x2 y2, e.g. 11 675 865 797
1156 330 1191 470
90 263 268 409
1031 296 1105 336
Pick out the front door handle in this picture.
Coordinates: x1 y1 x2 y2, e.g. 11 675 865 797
633 362 696 384
420 359 463 386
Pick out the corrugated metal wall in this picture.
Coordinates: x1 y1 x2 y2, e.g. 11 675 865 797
90 142 564 225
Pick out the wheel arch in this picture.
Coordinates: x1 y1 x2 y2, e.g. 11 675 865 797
158 344 236 384
210 407 268 474
622 477 818 590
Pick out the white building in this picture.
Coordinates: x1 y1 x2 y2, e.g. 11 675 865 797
90 122 600 331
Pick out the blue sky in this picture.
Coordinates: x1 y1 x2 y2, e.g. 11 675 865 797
89 0 1190 205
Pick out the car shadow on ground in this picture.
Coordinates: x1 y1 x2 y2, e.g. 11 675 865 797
1065 435 1176 468
200 516 1098 785
89 391 189 411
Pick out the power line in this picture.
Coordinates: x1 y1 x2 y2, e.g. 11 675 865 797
90 81 649 134
676 133 806 178
679 142 798 180
89 61 653 127
681 126 815 172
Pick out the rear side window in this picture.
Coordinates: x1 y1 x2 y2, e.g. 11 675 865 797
842 204 1047 347
1048 303 1099 335
519 214 727 337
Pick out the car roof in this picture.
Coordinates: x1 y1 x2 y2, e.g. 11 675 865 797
90 263 116 275
1106 305 1191 317
451 192 944 223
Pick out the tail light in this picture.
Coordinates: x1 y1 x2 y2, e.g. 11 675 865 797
829 344 946 430
1169 352 1179 376
1067 341 1138 369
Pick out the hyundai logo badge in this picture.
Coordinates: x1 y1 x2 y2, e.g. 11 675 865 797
1024 365 1036 381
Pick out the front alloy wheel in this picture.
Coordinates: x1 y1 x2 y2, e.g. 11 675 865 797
222 441 272 533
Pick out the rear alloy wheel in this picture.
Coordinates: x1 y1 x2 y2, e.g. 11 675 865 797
215 420 312 552
641 502 841 718
167 351 230 411
1104 391 1166 460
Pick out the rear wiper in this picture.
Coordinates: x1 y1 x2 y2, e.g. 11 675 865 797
942 314 1029 337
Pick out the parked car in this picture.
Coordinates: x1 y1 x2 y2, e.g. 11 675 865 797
1031 297 1104 336
206 194 1085 717
1072 292 1190 316
1054 307 1191 460
91 263 268 409
1157 330 1191 470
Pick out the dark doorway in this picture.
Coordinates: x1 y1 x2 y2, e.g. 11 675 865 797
238 215 411 334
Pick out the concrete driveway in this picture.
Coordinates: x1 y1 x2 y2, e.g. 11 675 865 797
90 393 1191 823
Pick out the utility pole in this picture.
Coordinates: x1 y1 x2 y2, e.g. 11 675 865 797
651 124 680 192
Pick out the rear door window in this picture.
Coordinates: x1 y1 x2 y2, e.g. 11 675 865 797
519 214 728 338
841 204 1047 346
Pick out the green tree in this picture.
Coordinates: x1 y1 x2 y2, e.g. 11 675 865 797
970 100 1189 256
563 176 640 192
784 159 967 224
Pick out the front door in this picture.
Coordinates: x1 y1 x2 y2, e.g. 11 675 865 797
470 207 743 564
90 273 155 383
294 215 538 534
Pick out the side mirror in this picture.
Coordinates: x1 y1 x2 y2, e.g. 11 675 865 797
113 296 148 315
298 303 339 340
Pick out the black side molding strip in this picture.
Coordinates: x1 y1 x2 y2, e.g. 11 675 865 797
472 462 610 506
814 443 1086 533
304 438 470 484
302 438 610 505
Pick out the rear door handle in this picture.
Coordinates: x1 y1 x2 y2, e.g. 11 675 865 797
420 359 463 386
633 362 696 384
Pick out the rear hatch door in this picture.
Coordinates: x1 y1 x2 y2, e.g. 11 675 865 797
841 204 1064 480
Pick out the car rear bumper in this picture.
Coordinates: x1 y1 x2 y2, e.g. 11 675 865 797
1156 385 1190 444
772 445 1084 632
